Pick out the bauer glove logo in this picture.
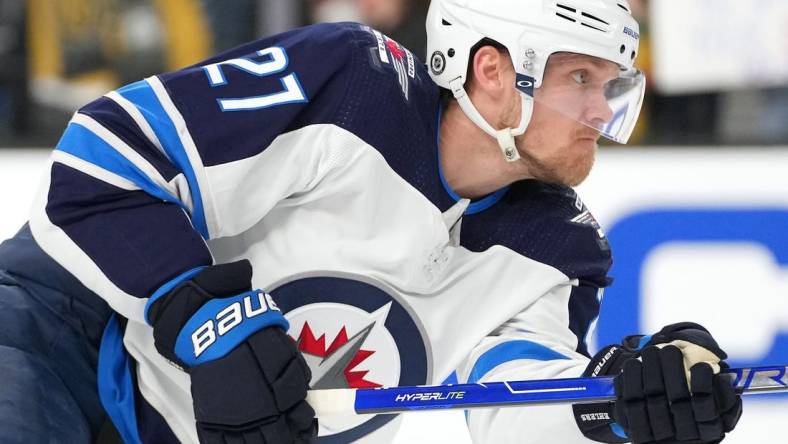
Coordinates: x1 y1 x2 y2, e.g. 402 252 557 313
175 290 289 367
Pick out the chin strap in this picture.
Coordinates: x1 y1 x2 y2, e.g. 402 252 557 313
449 77 533 163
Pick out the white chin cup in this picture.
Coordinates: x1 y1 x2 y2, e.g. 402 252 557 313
449 78 533 163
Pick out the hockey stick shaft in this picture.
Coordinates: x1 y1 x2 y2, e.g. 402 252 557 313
307 365 788 416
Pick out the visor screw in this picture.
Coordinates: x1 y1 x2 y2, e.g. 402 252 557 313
448 48 455 57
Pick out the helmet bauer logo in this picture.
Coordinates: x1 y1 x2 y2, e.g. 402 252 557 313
430 51 446 75
623 26 640 40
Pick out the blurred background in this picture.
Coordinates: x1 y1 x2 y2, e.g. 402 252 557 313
1 0 787 147
0 0 787 443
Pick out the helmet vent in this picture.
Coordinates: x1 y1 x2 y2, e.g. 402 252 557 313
557 4 576 13
555 3 611 33
556 12 576 23
442 19 453 26
617 3 631 12
581 22 606 32
581 12 609 26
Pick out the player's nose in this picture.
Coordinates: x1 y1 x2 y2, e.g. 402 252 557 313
583 92 614 128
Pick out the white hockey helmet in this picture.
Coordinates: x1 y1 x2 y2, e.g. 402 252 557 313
426 0 645 161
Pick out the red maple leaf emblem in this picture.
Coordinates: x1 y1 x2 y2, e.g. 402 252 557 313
296 322 382 388
385 39 406 60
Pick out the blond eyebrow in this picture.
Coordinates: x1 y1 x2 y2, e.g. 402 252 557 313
548 54 621 82
551 52 620 71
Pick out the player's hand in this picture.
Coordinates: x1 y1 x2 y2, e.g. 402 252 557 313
148 260 318 444
573 323 742 444
614 323 742 443
189 328 317 444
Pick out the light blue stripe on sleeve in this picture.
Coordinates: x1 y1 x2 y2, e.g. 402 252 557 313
97 314 142 444
117 80 210 239
467 340 570 383
56 122 182 207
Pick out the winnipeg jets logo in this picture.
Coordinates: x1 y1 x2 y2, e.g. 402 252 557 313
271 276 429 439
287 302 400 390
297 320 379 388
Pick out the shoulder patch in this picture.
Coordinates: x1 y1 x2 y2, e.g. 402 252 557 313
360 25 417 100
568 196 609 252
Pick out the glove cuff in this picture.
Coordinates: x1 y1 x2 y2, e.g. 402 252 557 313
148 260 288 368
573 344 637 443
174 289 288 366
572 402 629 443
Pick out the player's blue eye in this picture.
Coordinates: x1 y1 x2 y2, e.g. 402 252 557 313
572 70 588 85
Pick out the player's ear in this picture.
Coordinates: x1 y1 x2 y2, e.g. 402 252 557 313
469 45 509 98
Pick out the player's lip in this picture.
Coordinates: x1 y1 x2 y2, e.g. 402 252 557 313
575 129 600 142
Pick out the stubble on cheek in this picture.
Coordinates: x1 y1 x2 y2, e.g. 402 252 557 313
518 125 599 187
562 141 597 186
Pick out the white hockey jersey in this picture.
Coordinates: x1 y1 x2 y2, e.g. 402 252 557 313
30 22 613 443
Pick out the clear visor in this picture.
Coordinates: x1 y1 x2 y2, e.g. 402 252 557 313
516 53 646 144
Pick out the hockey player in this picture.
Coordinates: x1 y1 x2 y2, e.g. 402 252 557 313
7 0 741 443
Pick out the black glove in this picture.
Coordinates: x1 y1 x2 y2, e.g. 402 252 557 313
147 260 318 444
573 322 742 443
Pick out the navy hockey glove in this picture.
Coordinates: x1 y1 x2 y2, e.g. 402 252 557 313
573 322 742 444
147 260 317 444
